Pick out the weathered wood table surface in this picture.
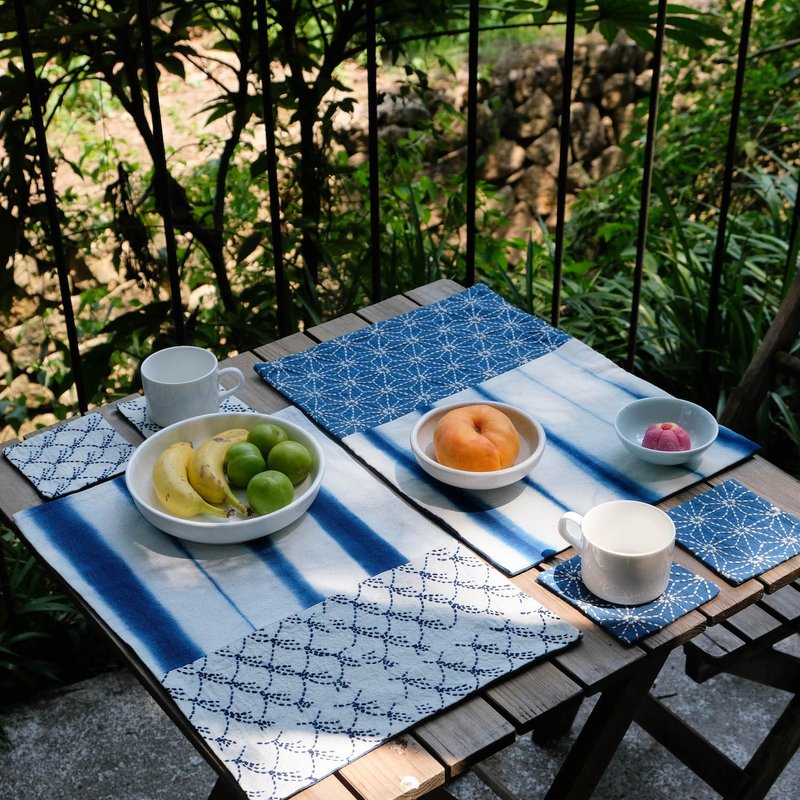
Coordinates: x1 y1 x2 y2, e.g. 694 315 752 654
2 278 799 800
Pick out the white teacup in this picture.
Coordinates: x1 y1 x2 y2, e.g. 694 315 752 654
557 500 675 605
141 346 245 428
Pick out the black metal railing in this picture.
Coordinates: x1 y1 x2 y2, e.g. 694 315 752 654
7 0 792 415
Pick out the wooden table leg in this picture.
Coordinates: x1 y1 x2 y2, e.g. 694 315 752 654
207 774 245 800
544 651 669 800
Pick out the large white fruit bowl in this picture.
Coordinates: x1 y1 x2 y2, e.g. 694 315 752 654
125 411 326 545
410 401 546 491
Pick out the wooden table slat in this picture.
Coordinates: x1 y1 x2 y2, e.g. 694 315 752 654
403 279 465 306
357 295 420 323
307 313 369 341
0 438 43 523
759 581 800 622
252 331 316 361
338 734 445 800
291 774 360 800
483 658 583 732
722 602 788 642
412 696 515 777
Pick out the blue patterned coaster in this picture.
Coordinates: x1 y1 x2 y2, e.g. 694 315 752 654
117 393 253 438
3 413 136 499
670 479 800 585
254 283 570 438
537 556 719 645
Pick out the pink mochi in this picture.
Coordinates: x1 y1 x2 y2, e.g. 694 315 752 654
642 421 692 452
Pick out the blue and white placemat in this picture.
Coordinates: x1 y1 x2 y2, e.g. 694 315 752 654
164 545 580 800
3 413 136 498
117 393 253 438
537 556 719 644
670 479 800 585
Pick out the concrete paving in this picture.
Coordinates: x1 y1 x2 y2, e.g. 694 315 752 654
2 639 799 799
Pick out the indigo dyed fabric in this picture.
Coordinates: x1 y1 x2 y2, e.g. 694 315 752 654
671 479 800 585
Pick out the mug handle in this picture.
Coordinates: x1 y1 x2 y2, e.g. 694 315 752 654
557 511 584 550
217 366 245 399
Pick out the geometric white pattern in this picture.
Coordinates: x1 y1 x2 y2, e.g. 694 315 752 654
162 545 580 799
670 479 800 585
3 412 135 498
254 284 570 437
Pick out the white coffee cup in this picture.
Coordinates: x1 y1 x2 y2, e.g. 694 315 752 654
141 346 245 428
557 500 675 605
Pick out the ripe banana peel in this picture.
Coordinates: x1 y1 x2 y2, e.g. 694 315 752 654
187 428 249 514
152 441 228 519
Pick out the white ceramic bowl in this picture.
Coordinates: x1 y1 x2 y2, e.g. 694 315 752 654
614 397 719 466
410 401 546 490
125 412 325 544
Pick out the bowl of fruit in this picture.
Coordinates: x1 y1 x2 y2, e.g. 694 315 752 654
410 401 546 490
125 411 325 544
614 397 719 466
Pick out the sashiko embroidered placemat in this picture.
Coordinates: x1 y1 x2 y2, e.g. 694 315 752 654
13 405 581 799
255 284 760 575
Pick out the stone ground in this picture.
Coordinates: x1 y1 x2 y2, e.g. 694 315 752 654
2 639 800 800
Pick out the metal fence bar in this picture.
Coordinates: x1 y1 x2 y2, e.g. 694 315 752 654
701 0 755 402
256 0 290 336
464 0 480 287
366 0 382 301
626 0 668 372
12 0 88 414
137 0 186 344
550 0 577 328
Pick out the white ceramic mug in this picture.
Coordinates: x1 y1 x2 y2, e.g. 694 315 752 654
557 500 675 605
141 346 245 428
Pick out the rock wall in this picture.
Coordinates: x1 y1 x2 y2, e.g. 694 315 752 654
345 34 653 247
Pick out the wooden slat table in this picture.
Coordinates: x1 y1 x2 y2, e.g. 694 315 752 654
2 278 799 800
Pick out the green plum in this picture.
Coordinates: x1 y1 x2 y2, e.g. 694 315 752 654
266 440 313 485
246 470 294 516
224 441 266 488
247 422 288 459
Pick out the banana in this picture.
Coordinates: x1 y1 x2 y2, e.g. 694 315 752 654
187 428 249 514
152 441 228 519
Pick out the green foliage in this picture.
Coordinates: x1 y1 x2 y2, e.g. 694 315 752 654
0 527 118 704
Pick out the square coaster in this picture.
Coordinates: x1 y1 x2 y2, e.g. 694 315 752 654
3 413 136 498
670 479 800 585
537 556 719 645
117 394 254 438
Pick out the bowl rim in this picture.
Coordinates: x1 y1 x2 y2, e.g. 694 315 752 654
124 410 326 530
613 396 719 455
410 400 546 478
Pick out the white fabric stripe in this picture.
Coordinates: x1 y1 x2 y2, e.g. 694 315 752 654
14 407 453 674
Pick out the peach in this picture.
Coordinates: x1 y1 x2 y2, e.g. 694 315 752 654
433 404 520 472
642 421 691 452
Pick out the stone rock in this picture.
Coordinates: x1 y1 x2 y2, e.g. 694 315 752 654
377 94 431 127
526 128 562 171
567 161 591 193
591 145 625 180
569 101 607 162
482 139 527 183
0 374 55 409
508 88 556 141
513 164 558 216
19 413 60 437
602 71 637 111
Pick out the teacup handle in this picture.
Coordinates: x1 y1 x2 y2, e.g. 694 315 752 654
217 366 245 399
557 511 584 550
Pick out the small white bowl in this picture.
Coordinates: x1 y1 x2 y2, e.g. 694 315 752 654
125 412 325 545
410 401 546 490
614 397 719 466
